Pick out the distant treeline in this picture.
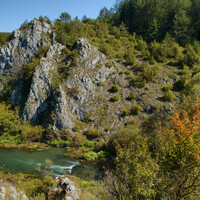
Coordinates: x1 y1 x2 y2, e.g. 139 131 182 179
99 0 200 46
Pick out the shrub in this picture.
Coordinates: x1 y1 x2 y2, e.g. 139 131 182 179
38 15 45 23
163 90 175 102
184 45 200 67
184 72 200 97
99 43 114 58
129 75 146 87
141 62 160 82
0 32 11 46
22 176 56 198
108 123 141 155
113 141 159 199
81 141 98 148
20 125 43 142
47 140 75 147
84 127 100 140
110 95 121 102
110 84 120 93
73 132 87 146
149 56 156 64
136 37 148 53
97 81 104 86
125 70 131 75
130 105 142 115
124 49 136 66
127 92 136 101
162 84 173 92
72 120 87 132
105 61 113 68
97 150 109 161
36 45 49 59
83 151 98 160
122 108 131 116
23 58 40 79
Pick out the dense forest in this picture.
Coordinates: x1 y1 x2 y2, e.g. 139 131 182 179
0 0 200 199
103 0 200 45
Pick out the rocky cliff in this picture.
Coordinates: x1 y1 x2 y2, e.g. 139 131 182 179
0 19 175 138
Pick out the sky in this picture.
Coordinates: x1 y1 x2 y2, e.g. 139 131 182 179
0 0 116 32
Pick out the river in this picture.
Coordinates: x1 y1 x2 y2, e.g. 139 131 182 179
0 148 104 179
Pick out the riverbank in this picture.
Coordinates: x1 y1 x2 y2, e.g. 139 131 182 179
0 142 50 151
0 170 112 200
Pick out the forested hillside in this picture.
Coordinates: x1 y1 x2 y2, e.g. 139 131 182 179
101 0 200 45
0 0 200 199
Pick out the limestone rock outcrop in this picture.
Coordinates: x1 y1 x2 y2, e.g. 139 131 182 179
0 19 53 74
11 34 115 132
0 180 29 200
1 19 160 134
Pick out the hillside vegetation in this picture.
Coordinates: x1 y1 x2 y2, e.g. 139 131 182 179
0 0 200 199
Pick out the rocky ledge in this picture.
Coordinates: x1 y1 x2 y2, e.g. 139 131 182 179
0 179 28 200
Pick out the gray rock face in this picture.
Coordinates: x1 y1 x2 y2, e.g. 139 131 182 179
51 86 74 130
6 25 120 133
46 43 64 61
64 38 113 123
22 57 55 122
76 38 106 69
57 177 79 200
62 177 79 200
0 19 52 74
0 180 29 200
11 42 74 132
11 37 114 131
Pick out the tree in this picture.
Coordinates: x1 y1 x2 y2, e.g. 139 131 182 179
158 101 200 199
172 9 191 45
107 125 159 199
107 100 200 199
59 12 71 23
114 142 159 199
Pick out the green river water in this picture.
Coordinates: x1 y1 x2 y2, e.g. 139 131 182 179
0 148 104 179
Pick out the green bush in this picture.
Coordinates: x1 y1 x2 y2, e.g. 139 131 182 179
125 70 131 75
163 90 175 102
84 127 100 140
73 132 87 146
22 176 56 198
97 81 104 86
47 140 75 147
124 49 136 66
81 141 98 148
127 92 136 101
99 43 114 58
108 124 141 155
23 58 40 79
184 45 200 67
122 108 131 116
105 61 113 68
162 84 173 92
36 45 49 59
110 95 121 102
0 32 11 46
20 125 43 142
110 84 120 93
129 75 146 87
83 151 98 160
130 105 142 115
148 56 156 64
141 62 160 82
136 37 148 53
72 120 87 132
97 150 109 161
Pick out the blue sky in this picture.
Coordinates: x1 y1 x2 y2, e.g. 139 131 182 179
0 0 116 32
